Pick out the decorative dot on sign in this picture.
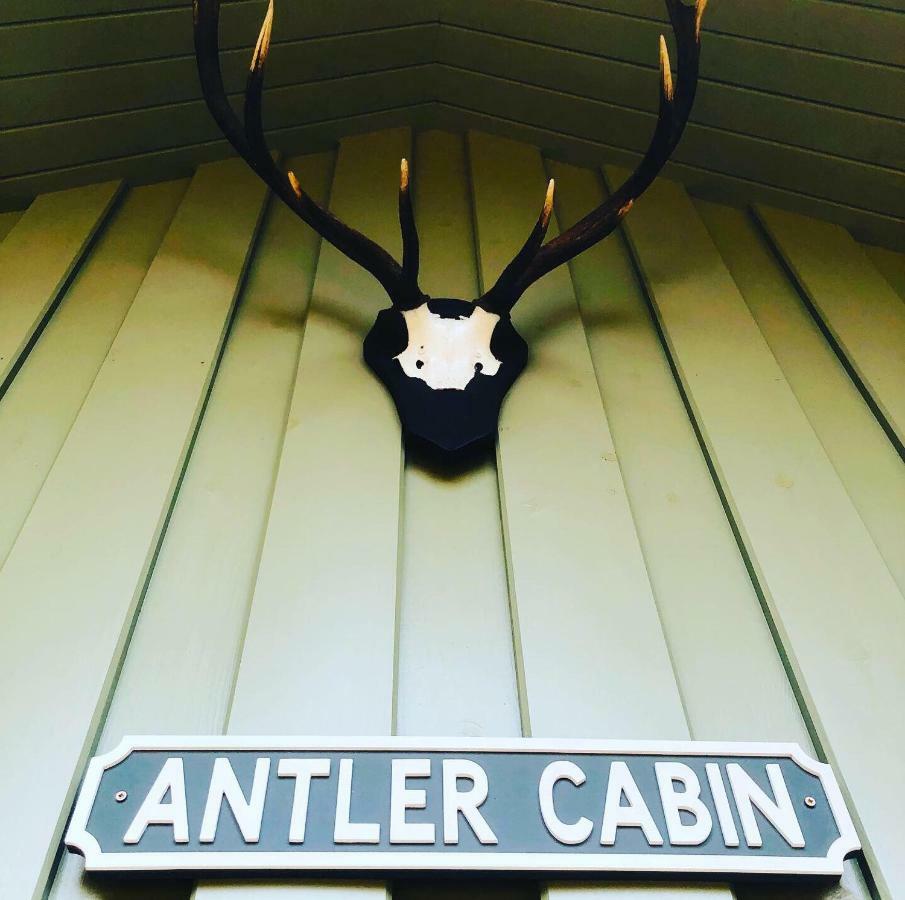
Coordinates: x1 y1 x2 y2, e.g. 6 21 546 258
416 360 424 369
474 362 483 372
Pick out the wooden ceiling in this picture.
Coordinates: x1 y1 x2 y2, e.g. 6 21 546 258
1 0 903 246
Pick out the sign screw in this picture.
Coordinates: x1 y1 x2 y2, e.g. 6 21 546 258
804 796 817 808
114 790 128 803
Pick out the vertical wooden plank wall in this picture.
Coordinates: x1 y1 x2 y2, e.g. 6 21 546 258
48 151 333 900
468 132 731 900
606 168 902 898
395 130 521 742
0 158 269 900
0 128 900 900
193 128 409 900
755 207 905 453
0 181 121 389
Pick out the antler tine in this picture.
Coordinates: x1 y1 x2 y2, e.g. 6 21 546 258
480 179 555 311
193 0 422 308
479 0 706 314
398 158 421 306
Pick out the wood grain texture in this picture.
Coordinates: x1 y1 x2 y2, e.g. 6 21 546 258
468 127 735 900
431 105 905 252
0 1 433 78
190 129 411 900
1 126 897 898
549 161 808 745
862 243 905 302
556 163 872 900
469 131 687 740
437 27 904 170
559 0 905 65
445 0 905 118
0 25 435 129
0 106 428 212
395 130 521 740
0 180 121 390
1 0 900 252
436 68 903 221
0 179 188 570
0 208 24 240
755 205 905 453
1 67 434 179
48 153 333 900
0 157 268 900
609 166 905 899
699 200 905 599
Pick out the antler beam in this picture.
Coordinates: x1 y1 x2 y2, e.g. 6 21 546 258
479 0 707 313
193 0 423 308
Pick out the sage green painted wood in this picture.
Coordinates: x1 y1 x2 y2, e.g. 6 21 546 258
469 124 734 900
437 27 904 170
607 166 905 899
0 157 268 900
554 162 873 900
432 104 905 251
191 130 411 900
395 129 521 740
561 0 905 66
0 209 23 241
862 244 905 302
48 152 333 900
755 206 905 452
547 161 807 743
2 25 435 129
213 127 407 736
0 179 188 570
437 69 903 221
0 1 433 78
0 180 121 389
0 105 427 212
446 0 905 119
394 129 532 900
698 200 905 599
1 66 433 179
468 131 688 740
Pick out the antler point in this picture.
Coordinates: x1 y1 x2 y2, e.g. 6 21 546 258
658 34 675 102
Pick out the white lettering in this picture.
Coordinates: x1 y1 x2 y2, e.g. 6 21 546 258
442 759 497 845
390 758 435 844
334 758 380 844
539 761 593 845
277 758 331 843
705 763 740 847
727 763 805 849
123 757 189 845
655 762 713 846
199 757 270 844
600 761 664 846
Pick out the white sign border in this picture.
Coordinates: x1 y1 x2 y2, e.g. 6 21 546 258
65 736 861 877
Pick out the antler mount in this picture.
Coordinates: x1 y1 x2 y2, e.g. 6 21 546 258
193 0 706 452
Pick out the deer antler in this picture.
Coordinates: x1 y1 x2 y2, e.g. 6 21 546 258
478 0 707 314
193 0 423 308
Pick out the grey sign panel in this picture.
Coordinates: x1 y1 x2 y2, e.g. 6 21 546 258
66 737 860 878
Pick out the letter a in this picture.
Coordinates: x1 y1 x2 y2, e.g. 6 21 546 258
123 757 189 845
600 761 663 847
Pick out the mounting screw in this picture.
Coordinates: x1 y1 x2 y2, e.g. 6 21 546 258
804 796 817 809
114 790 128 803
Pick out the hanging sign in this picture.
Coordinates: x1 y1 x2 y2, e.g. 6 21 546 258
66 737 859 880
